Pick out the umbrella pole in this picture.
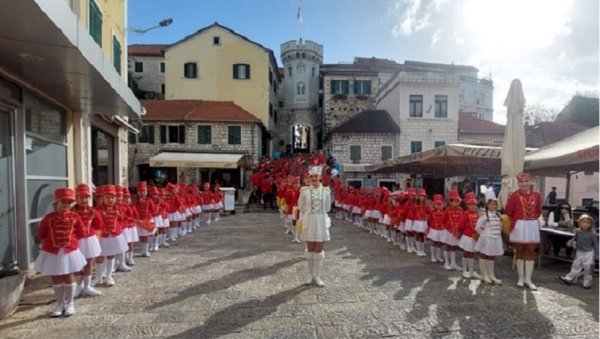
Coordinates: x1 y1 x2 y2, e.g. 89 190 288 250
565 171 572 203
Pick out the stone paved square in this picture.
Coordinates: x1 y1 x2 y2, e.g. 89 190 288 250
0 212 597 338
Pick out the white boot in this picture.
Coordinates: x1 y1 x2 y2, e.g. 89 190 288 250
105 259 116 286
418 241 427 257
524 260 537 290
444 251 452 270
169 228 178 241
116 253 131 272
141 242 150 257
450 252 461 270
431 246 438 262
305 252 315 285
406 237 414 253
516 259 525 287
488 260 502 285
51 284 65 317
206 212 212 224
436 247 445 262
63 283 76 316
399 235 406 250
469 258 481 279
81 275 102 296
160 233 170 248
313 252 325 287
479 259 492 284
91 262 104 286
462 258 471 278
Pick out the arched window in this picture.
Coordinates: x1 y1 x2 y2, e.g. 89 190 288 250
297 82 305 95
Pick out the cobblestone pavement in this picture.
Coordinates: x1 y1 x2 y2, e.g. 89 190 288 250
0 212 598 339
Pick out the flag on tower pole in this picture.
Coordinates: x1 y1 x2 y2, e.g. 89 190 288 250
297 6 302 23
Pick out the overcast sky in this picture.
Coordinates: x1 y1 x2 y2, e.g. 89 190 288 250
128 0 599 124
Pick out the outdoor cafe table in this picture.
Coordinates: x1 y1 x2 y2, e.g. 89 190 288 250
540 227 576 263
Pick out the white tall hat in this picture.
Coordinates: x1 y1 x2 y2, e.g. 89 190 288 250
308 165 323 176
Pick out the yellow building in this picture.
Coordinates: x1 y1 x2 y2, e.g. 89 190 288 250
0 0 141 286
165 23 281 157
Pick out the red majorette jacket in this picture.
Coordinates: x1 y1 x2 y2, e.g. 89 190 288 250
72 205 102 238
38 211 85 254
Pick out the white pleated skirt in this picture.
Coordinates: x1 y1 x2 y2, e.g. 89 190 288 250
405 219 414 232
442 230 459 246
412 220 428 233
78 236 102 259
193 206 202 214
185 208 192 217
474 235 504 256
136 224 155 237
300 213 330 242
383 214 391 226
153 216 164 228
351 206 361 214
364 210 372 218
397 222 406 232
162 217 170 228
214 202 223 210
372 211 382 220
123 227 140 242
509 220 540 244
202 204 214 212
99 234 128 257
427 229 443 242
35 248 87 276
458 235 477 252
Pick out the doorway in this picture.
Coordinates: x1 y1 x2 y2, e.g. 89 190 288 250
0 109 17 266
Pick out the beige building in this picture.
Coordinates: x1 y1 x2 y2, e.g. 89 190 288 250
128 44 168 99
129 100 262 188
0 0 141 277
164 23 281 157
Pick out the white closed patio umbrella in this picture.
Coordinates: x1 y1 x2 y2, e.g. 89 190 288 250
498 79 526 209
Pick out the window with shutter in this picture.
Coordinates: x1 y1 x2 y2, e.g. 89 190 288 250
112 36 121 75
178 125 186 144
354 80 371 95
350 145 361 161
409 95 423 117
435 95 448 118
197 125 211 144
184 63 197 79
381 146 392 160
160 125 167 144
160 62 165 73
331 80 349 95
410 141 422 154
89 0 102 46
228 126 241 145
233 64 250 79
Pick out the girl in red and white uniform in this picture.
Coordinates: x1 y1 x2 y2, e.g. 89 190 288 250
122 188 140 265
134 181 158 256
191 185 202 230
403 188 417 253
72 184 103 297
443 190 463 271
505 172 542 290
458 192 481 279
151 187 170 249
93 185 129 287
392 193 408 250
410 189 430 257
427 194 446 263
165 183 184 241
212 185 223 223
201 182 214 225
35 188 87 317
114 187 135 272
177 182 191 237
474 198 504 284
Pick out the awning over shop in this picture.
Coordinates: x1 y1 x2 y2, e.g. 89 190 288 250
524 126 599 175
0 0 142 118
149 152 244 169
342 163 372 173
370 144 537 178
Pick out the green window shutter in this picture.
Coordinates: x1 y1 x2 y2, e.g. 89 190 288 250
245 64 250 79
148 126 155 144
128 131 136 144
160 62 165 73
350 145 361 161
89 0 102 46
112 36 121 75
342 81 349 94
233 64 239 79
178 125 186 144
160 125 166 144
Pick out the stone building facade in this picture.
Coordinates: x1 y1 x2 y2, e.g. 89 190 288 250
129 100 262 187
128 45 168 98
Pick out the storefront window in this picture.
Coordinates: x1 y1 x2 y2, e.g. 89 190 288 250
92 127 115 186
24 92 68 264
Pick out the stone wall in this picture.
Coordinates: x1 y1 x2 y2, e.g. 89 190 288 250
128 121 261 183
400 118 458 155
327 133 397 164
127 55 164 95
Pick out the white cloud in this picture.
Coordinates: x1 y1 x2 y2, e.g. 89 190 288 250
430 29 441 48
389 0 449 36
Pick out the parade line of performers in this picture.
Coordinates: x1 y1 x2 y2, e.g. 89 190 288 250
34 181 224 317
35 155 597 318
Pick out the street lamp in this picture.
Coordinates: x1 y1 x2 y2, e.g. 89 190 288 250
129 18 173 34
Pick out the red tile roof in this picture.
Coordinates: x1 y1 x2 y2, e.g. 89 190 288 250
141 100 262 124
458 112 505 134
525 121 588 148
128 44 169 56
